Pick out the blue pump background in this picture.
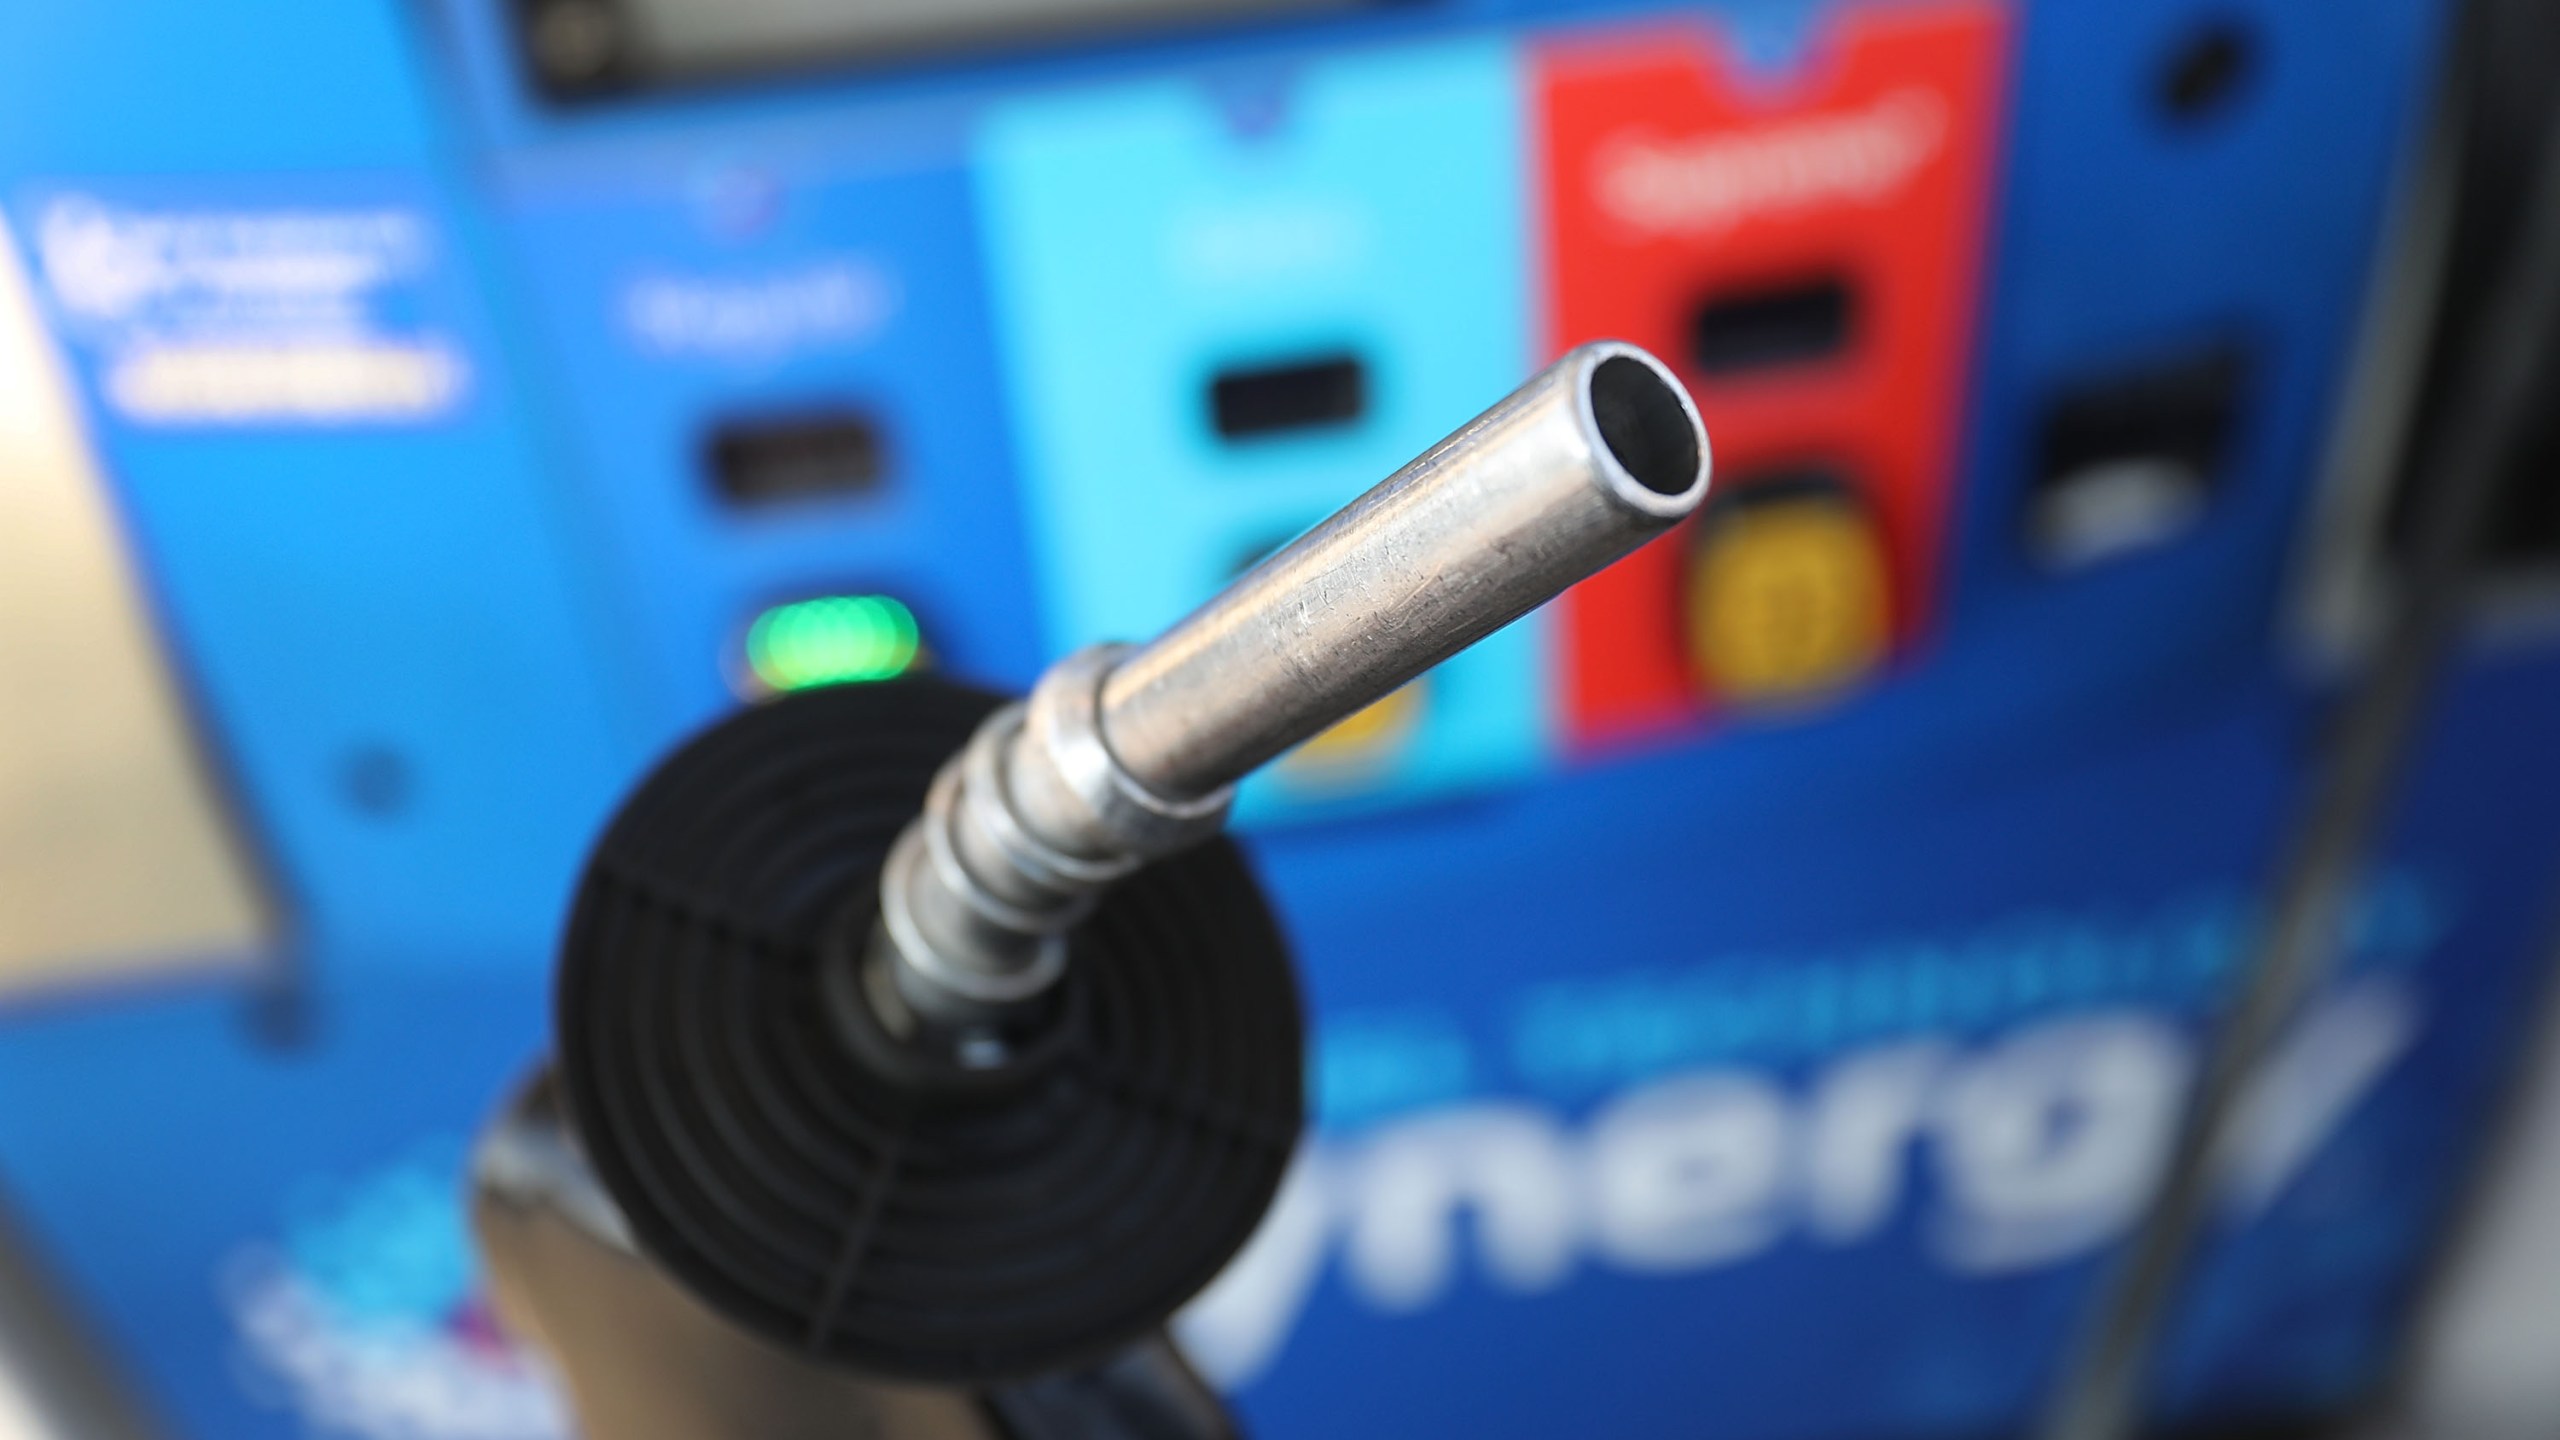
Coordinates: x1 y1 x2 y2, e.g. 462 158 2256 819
0 0 2557 1436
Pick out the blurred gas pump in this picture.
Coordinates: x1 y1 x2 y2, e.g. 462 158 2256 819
471 344 1709 1437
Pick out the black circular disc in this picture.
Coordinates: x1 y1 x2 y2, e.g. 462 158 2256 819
554 676 1304 1383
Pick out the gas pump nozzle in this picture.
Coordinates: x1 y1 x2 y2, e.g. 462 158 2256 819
477 342 1706 1438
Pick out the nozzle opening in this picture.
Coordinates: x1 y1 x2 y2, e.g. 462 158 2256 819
1589 353 1703 499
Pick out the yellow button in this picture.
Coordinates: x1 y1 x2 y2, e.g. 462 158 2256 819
1687 494 1890 706
1280 681 1426 787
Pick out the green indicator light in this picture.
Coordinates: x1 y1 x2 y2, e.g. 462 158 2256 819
745 594 922 692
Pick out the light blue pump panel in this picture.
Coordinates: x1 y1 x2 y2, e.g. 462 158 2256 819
976 40 1546 819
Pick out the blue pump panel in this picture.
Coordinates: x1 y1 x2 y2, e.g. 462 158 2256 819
5 169 634 966
0 0 2554 1438
977 40 1544 816
499 159 1051 727
1948 0 2444 736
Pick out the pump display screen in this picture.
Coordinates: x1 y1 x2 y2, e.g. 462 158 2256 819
525 0 1357 93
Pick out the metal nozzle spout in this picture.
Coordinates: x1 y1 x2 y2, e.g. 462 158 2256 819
869 341 1710 1030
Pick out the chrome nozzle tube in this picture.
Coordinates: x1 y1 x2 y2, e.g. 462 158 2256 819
1100 343 1710 800
872 341 1709 1030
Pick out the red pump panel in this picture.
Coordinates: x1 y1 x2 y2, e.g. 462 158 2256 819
1538 2 2009 747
